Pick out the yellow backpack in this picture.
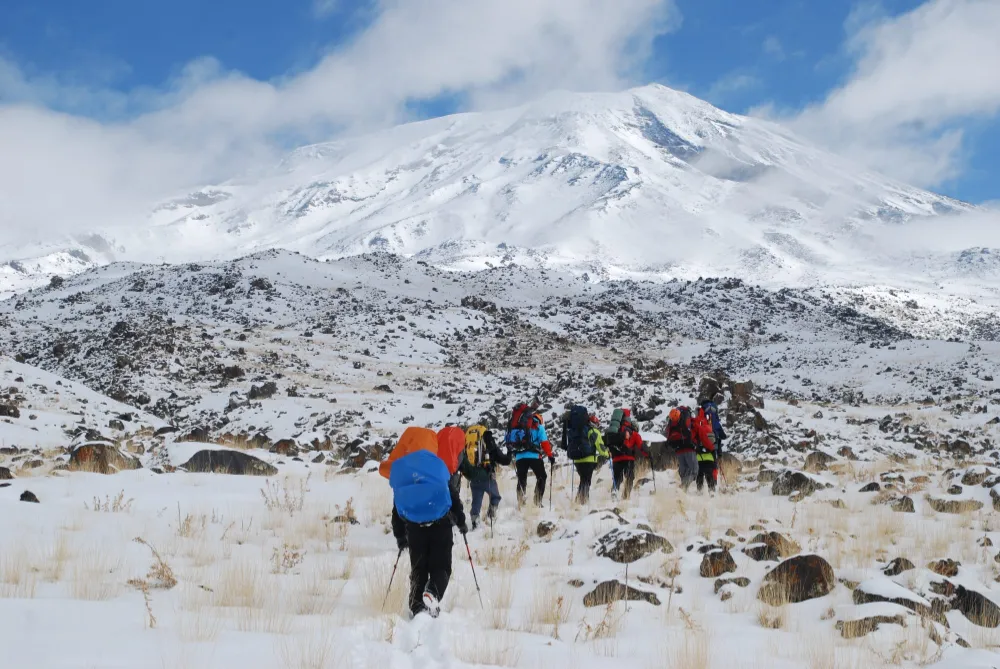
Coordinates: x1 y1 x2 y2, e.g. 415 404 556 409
465 425 489 467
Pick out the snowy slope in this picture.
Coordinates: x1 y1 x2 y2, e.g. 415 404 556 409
0 84 988 298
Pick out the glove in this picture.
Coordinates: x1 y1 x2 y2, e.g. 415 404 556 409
548 456 555 466
457 520 468 535
396 536 407 551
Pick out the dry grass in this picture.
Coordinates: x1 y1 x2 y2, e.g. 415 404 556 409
232 603 292 634
525 583 573 637
71 548 123 600
292 573 342 616
131 537 177 589
359 555 408 615
488 571 514 630
85 490 134 513
664 631 710 669
478 541 529 571
454 631 522 668
261 474 310 516
575 602 625 642
177 607 223 643
277 630 341 669
44 533 73 582
755 602 787 630
212 561 264 608
0 545 38 598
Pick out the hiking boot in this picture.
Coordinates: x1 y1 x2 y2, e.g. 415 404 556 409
471 516 480 531
422 592 441 618
486 504 499 521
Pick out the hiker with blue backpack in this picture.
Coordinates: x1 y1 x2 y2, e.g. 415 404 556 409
505 400 555 508
382 426 469 619
560 406 609 504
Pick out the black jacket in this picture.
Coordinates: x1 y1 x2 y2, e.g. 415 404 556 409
391 478 467 541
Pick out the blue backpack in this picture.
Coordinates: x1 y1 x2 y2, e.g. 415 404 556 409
389 449 452 524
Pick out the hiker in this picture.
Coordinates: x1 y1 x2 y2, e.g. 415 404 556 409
463 424 512 530
381 426 468 618
665 406 697 492
692 406 719 493
700 400 727 452
606 408 647 500
561 406 609 504
505 400 554 507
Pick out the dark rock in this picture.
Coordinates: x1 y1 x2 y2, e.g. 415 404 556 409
311 453 325 464
583 580 660 607
154 426 179 437
20 490 39 503
837 446 859 460
595 527 673 563
700 549 737 578
853 579 937 620
22 459 43 469
758 555 835 605
947 485 963 495
179 450 278 476
108 419 126 431
962 469 994 486
537 521 557 539
953 586 1000 628
928 559 960 578
568 579 585 588
883 557 915 576
0 466 12 480
891 496 915 513
714 577 750 594
0 404 20 418
69 443 141 474
859 482 881 493
249 382 278 400
758 467 780 484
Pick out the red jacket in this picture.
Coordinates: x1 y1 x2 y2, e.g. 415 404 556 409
612 424 646 463
692 410 717 453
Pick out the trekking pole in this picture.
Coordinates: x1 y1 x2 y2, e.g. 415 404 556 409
548 459 553 511
463 534 485 610
381 547 404 612
650 456 657 494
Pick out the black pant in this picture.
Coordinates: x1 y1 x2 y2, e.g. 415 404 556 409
612 460 636 499
697 460 718 491
405 518 454 615
515 458 548 507
574 462 597 504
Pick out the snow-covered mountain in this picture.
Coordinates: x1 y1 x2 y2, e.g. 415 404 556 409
1 84 990 298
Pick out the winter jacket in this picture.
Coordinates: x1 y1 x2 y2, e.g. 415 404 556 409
461 431 512 483
666 415 695 454
506 413 554 461
692 409 718 462
573 426 610 464
611 423 647 463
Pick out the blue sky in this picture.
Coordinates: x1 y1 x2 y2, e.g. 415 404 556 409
0 0 998 237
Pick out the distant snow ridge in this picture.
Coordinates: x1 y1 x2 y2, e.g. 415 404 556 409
0 83 987 297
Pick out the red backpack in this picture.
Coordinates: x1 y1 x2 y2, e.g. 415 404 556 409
665 406 693 449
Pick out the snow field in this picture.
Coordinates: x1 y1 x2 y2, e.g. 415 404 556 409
4 451 999 668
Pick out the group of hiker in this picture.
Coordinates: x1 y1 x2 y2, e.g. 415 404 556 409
378 397 729 619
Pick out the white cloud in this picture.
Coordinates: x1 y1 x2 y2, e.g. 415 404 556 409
0 0 679 245
704 72 760 105
788 0 1000 191
762 35 785 61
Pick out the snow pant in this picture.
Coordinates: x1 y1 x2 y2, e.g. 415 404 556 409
697 458 718 492
677 451 698 490
612 459 636 500
470 476 501 520
515 457 547 507
574 462 597 504
405 518 454 616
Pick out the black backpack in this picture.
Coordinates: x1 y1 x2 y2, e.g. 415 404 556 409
563 405 593 460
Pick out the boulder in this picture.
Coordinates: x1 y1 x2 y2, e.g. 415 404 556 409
699 549 737 578
926 497 984 514
743 532 801 562
883 557 915 576
714 577 750 594
891 496 915 513
583 580 661 607
270 439 299 456
859 482 881 493
20 490 39 503
804 451 836 473
993 487 1000 512
961 468 995 486
69 443 141 475
758 467 780 484
595 527 673 564
179 450 278 476
772 470 826 497
758 555 836 605
0 466 12 480
953 586 1000 628
928 559 960 578
0 404 20 418
838 446 859 461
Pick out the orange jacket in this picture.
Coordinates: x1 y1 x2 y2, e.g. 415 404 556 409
692 410 717 453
